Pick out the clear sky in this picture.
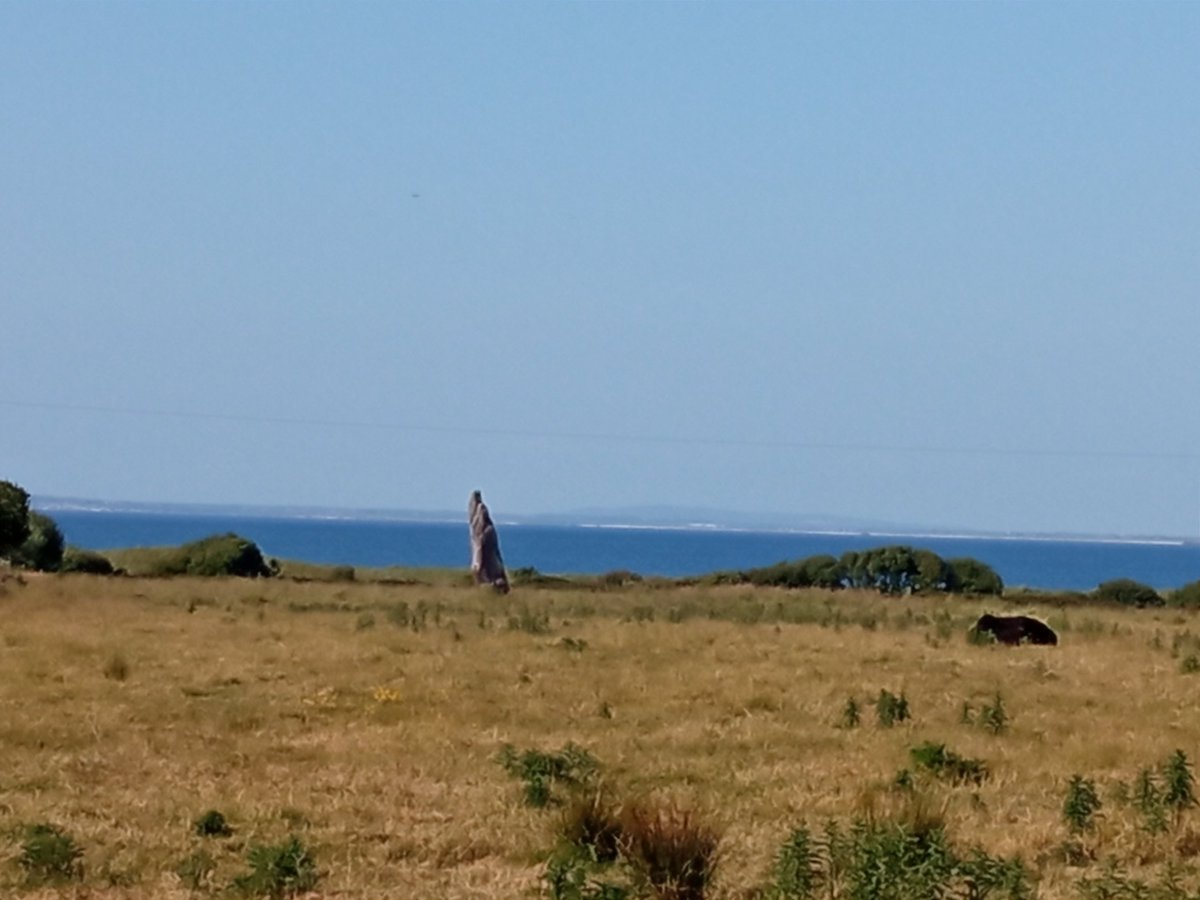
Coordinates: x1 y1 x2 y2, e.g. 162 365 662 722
2 2 1198 537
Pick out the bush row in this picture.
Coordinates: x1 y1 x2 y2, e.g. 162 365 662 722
706 545 1005 596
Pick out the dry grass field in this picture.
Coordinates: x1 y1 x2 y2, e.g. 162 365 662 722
2 572 1200 898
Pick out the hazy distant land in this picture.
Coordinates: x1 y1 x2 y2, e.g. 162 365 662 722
31 495 1192 546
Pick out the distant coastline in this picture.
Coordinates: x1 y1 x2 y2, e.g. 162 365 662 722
32 494 1194 548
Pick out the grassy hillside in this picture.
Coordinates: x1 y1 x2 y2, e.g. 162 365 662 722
1 572 1198 897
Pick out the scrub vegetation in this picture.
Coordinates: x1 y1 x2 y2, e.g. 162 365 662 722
4 562 1200 898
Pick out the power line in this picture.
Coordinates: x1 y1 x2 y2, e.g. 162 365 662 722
2 398 1197 462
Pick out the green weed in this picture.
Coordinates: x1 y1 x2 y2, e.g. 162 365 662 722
500 743 600 808
764 825 823 899
234 835 319 898
18 822 84 884
760 818 1030 900
876 690 910 728
978 693 1009 736
1063 775 1102 834
838 697 861 729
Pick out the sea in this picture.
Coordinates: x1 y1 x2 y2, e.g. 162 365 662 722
44 508 1200 592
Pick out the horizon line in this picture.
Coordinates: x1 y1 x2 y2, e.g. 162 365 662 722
31 493 1196 547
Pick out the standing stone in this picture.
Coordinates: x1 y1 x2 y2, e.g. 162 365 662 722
468 490 509 593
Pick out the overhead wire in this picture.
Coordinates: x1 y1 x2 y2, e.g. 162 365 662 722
1 398 1196 462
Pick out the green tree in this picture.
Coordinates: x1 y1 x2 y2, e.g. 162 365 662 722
801 554 845 589
913 549 952 593
12 511 65 572
0 479 32 559
865 546 925 594
947 557 1004 595
839 550 870 590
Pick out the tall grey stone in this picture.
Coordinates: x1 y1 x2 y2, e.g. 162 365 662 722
468 490 509 593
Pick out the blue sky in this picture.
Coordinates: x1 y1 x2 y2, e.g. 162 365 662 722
2 3 1198 537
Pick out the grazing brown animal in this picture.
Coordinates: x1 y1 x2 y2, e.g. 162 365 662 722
973 613 1058 646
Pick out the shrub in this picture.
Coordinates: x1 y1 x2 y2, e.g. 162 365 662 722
328 565 355 582
1093 578 1163 608
18 823 84 884
1170 580 1200 609
234 835 318 897
60 546 115 574
910 742 988 785
181 533 272 577
619 801 720 900
139 533 272 578
737 549 1000 596
511 566 574 588
499 743 599 808
195 808 234 837
600 570 643 588
745 561 814 589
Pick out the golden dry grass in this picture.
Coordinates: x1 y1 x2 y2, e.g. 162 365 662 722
1 573 1199 897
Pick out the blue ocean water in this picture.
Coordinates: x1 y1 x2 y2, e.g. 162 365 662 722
46 509 1200 592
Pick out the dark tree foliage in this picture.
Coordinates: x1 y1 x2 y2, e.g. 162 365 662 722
801 554 844 589
141 533 272 578
0 479 32 557
59 547 116 575
1094 578 1164 608
913 549 953 592
948 557 1004 595
12 511 65 572
1170 580 1200 609
842 546 935 595
731 546 1002 598
178 533 272 577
